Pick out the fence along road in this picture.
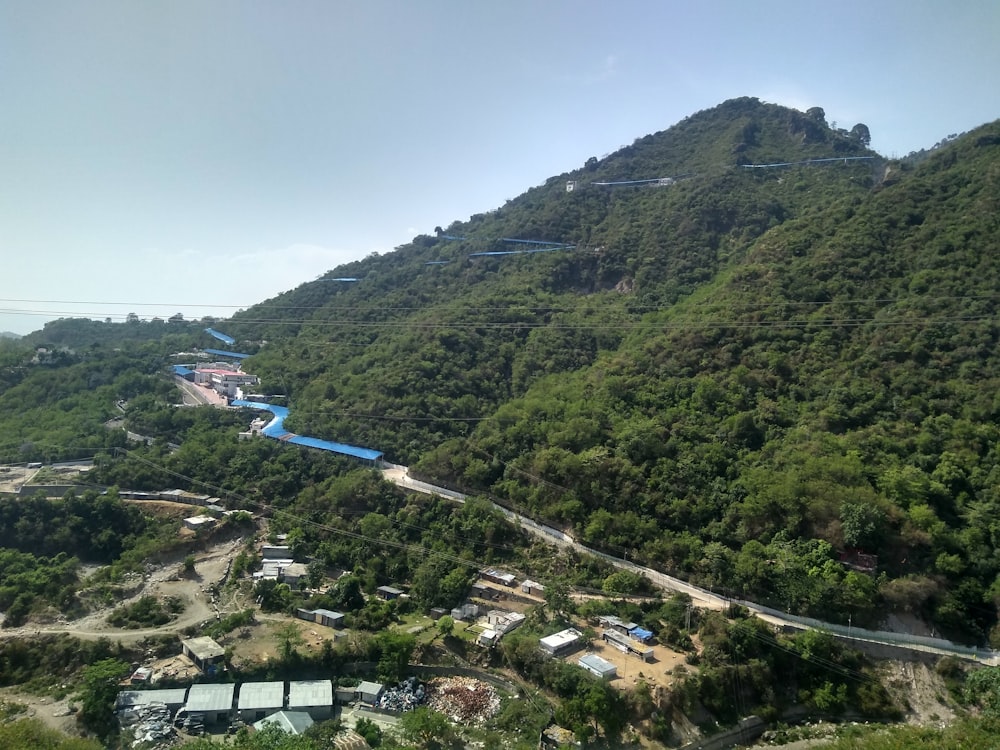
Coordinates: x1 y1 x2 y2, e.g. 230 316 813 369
380 465 999 666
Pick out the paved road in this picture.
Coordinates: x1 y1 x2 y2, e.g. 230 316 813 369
380 466 1000 666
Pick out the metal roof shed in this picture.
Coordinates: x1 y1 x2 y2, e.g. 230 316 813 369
287 680 333 720
357 681 385 705
237 681 284 722
185 683 235 724
578 653 617 680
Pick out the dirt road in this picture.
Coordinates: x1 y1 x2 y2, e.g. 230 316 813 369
0 538 244 644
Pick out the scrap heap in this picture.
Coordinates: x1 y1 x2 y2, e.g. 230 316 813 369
426 677 501 726
376 676 427 712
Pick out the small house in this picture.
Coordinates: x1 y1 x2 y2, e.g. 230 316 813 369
183 516 216 532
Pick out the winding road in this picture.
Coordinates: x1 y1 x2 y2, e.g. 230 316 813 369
380 465 1000 666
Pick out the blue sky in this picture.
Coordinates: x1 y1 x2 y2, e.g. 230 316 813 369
2 0 998 335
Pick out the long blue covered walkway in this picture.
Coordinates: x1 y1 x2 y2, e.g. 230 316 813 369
231 400 383 463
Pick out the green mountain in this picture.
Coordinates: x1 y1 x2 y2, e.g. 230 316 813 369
26 97 1000 644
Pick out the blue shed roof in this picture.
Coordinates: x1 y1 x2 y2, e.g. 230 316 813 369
204 328 236 345
629 626 653 641
203 348 251 359
173 365 194 377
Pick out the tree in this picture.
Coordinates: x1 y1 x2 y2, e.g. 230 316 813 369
840 502 885 550
602 569 646 596
437 614 455 637
273 622 305 662
544 576 573 620
354 716 383 747
76 658 130 739
399 707 456 749
374 631 415 682
849 123 872 147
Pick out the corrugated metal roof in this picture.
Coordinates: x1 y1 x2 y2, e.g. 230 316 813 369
204 328 236 345
203 347 250 359
287 680 332 708
186 683 235 712
238 681 284 710
578 653 617 675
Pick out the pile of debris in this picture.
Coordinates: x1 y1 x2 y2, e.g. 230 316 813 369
118 702 177 748
426 677 501 725
376 676 427 712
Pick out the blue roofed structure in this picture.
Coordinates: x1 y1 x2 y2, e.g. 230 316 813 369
232 400 383 463
203 348 252 360
629 626 653 643
204 328 236 345
173 365 195 380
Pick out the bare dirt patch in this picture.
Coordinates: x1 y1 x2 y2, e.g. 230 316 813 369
565 635 689 692
0 538 246 644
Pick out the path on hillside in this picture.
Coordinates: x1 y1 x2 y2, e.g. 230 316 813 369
0 539 242 644
380 465 1000 666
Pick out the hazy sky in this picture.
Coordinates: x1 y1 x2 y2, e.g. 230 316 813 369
2 0 998 335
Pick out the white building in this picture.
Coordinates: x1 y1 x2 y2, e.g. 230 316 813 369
540 628 583 657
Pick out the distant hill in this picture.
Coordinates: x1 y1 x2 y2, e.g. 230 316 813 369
0 331 21 340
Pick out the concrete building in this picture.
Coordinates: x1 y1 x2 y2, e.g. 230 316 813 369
487 610 526 635
477 629 499 648
194 368 258 398
253 710 314 736
183 516 216 532
181 636 226 673
539 628 583 657
184 683 236 725
450 602 479 621
578 653 617 680
237 681 284 723
287 680 333 720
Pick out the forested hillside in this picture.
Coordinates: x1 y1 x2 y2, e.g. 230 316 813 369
216 98 1000 644
19 97 1000 645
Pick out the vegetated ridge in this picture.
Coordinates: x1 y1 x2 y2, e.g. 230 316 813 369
32 98 1000 647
